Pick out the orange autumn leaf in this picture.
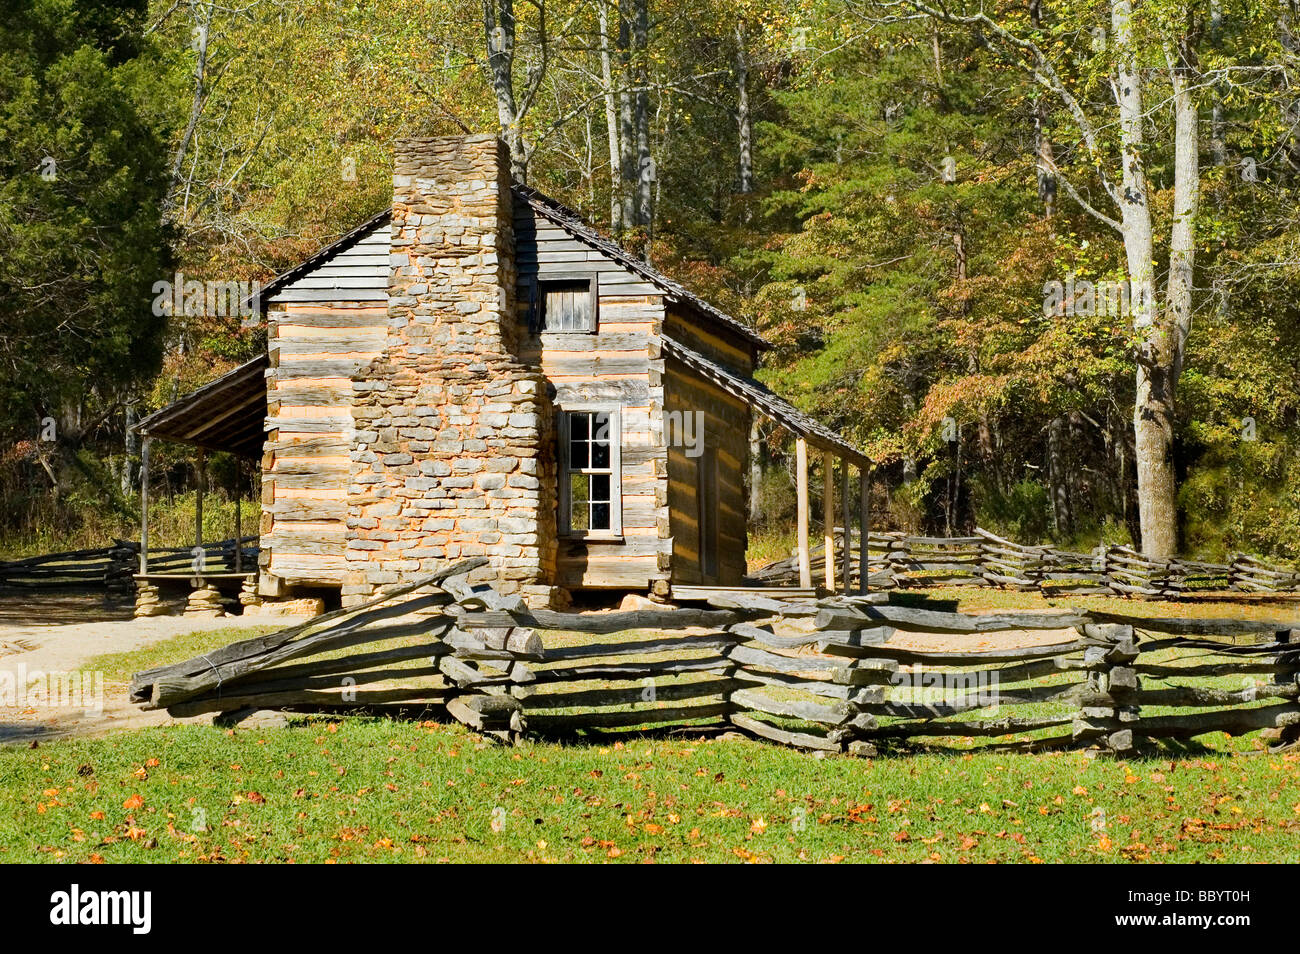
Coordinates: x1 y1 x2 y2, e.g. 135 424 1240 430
122 794 144 810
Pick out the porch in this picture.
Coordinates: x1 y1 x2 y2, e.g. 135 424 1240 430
661 337 870 598
132 355 267 616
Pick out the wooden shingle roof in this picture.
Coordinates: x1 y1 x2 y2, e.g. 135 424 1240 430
662 336 868 467
135 355 268 458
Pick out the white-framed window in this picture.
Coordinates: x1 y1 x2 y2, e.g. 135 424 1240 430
531 273 598 333
558 406 621 537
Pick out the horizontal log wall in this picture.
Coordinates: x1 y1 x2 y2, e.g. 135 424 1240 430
262 300 388 586
516 297 668 590
665 352 750 587
514 195 670 592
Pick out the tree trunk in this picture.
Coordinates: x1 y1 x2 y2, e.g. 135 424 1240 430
615 0 637 232
1168 39 1200 389
1209 0 1226 168
735 21 754 197
599 1 623 233
630 0 653 255
168 1 212 208
1047 415 1072 537
122 404 138 498
749 417 763 524
1112 0 1177 558
483 0 527 182
1029 0 1057 217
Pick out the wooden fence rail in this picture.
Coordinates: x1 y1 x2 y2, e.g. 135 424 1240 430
750 527 1300 599
0 537 258 593
130 559 1300 755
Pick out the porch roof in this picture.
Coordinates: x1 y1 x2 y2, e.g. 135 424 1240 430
661 336 869 468
135 355 268 458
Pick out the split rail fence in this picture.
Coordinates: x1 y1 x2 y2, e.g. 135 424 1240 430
751 527 1300 599
130 557 1300 755
0 537 258 594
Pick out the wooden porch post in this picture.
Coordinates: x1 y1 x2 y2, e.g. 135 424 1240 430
195 449 206 549
859 463 870 594
139 438 151 575
234 460 242 574
841 458 851 592
795 437 812 589
823 449 835 592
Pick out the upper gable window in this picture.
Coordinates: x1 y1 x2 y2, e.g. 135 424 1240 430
536 275 598 333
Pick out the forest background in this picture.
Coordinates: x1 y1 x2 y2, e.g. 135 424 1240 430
3 0 1298 565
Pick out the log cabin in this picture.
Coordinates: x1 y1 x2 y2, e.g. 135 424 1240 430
135 135 869 609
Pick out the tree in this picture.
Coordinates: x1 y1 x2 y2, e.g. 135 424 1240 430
0 0 173 472
896 0 1203 557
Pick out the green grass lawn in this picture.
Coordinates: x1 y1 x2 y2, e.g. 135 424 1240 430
83 625 279 686
7 585 1297 864
2 718 1296 863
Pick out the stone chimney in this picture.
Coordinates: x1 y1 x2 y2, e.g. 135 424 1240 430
344 135 560 607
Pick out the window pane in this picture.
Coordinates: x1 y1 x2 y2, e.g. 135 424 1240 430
572 504 590 531
571 472 590 504
571 473 590 531
562 409 617 535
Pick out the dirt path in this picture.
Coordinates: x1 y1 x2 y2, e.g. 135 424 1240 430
0 594 293 745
